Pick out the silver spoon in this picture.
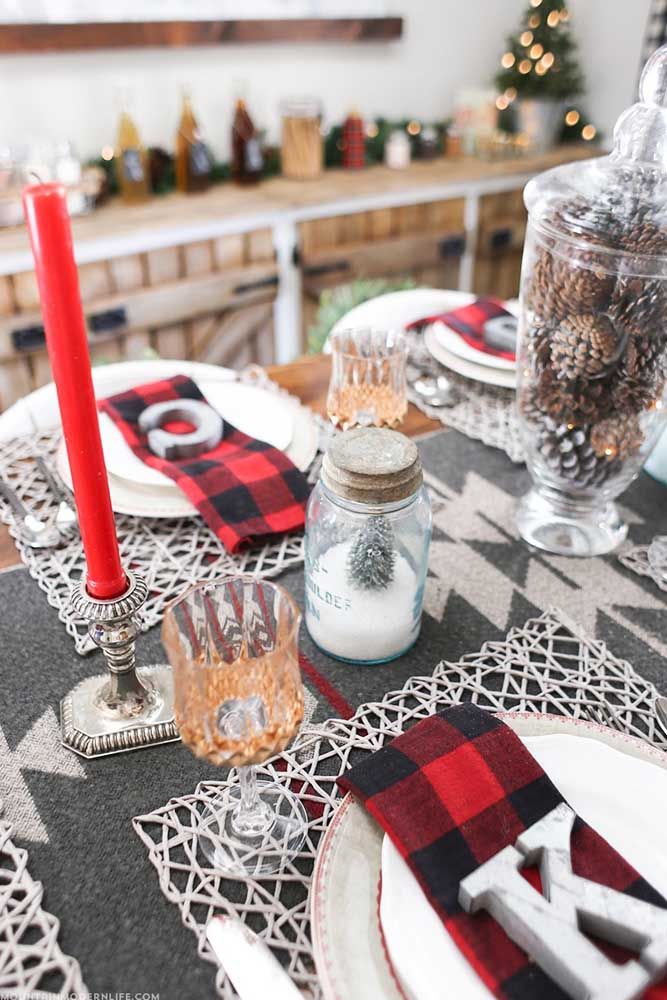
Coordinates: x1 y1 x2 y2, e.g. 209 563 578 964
36 456 78 538
0 477 62 549
412 374 459 408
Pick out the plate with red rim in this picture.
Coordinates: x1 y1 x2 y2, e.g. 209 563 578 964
310 712 667 1000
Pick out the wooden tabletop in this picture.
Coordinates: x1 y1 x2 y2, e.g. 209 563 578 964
0 354 439 572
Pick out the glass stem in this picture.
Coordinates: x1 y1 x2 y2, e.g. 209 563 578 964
231 765 272 837
238 765 260 816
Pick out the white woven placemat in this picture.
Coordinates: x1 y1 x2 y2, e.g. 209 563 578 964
0 807 86 996
619 543 667 593
133 607 666 1000
0 375 328 655
407 378 523 463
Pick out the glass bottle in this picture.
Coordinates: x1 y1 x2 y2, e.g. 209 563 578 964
304 428 432 665
175 93 213 194
231 97 264 186
115 92 149 205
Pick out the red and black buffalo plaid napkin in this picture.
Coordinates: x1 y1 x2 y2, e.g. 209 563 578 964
339 704 667 999
406 296 517 362
99 375 310 553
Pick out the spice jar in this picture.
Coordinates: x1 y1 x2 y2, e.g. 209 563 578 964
281 98 323 181
304 428 432 664
516 45 667 557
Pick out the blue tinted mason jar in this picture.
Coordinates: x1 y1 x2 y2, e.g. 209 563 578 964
304 427 432 665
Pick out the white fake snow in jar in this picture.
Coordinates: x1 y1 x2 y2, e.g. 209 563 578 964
305 538 420 663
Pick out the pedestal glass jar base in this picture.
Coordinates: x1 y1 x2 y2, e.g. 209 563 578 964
517 487 627 557
197 775 308 877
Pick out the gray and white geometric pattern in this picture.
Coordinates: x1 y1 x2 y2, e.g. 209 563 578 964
0 808 86 996
134 608 667 1000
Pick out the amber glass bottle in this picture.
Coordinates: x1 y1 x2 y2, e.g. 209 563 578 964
116 107 149 204
231 98 264 186
176 94 213 194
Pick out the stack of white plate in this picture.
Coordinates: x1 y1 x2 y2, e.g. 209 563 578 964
54 360 319 519
328 289 518 390
311 714 667 1000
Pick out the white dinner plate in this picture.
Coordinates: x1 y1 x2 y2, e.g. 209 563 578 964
424 325 517 389
311 713 667 1000
54 361 319 518
429 294 519 372
98 380 296 490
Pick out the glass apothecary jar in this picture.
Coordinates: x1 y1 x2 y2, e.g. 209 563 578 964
304 428 432 665
516 46 667 557
281 98 323 181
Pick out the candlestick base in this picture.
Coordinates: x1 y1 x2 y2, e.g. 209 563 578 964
61 664 179 758
61 570 180 758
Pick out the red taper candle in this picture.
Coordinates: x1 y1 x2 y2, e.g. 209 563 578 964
23 183 126 599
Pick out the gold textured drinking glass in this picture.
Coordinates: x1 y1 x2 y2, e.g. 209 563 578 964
162 578 306 876
327 328 408 430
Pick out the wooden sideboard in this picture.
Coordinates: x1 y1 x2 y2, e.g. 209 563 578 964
0 145 596 411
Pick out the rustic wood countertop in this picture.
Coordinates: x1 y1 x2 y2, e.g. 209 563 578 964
0 146 597 274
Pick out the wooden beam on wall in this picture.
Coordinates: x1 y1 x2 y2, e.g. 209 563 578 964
0 17 403 53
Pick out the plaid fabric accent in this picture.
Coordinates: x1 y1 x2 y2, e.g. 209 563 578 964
339 705 667 1000
406 297 516 361
99 375 310 553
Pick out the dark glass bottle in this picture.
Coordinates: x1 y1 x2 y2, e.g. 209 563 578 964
176 94 213 194
231 98 264 186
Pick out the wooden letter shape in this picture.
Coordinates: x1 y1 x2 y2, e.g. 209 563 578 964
459 802 667 1000
139 399 223 459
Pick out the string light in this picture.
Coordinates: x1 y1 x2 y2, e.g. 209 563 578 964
407 120 421 136
101 145 114 161
530 43 544 59
565 109 580 126
506 87 517 100
547 10 560 27
535 61 548 75
496 95 510 111
366 123 379 138
519 59 532 74
520 30 534 46
560 8 569 20
541 51 555 68
529 13 541 27
529 0 542 7
501 51 516 68
582 124 597 141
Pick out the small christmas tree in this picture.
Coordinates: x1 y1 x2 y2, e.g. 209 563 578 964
346 516 395 591
495 0 584 102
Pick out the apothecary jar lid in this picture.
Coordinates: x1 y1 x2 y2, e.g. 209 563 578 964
321 427 423 505
524 44 667 277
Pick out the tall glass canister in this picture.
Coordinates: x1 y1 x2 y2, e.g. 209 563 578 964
516 46 667 556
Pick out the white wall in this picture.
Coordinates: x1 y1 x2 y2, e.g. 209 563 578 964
0 0 653 161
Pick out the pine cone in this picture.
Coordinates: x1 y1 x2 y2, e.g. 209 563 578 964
534 367 614 425
523 322 553 372
535 416 619 489
590 414 644 461
525 246 614 324
612 276 666 340
551 314 622 380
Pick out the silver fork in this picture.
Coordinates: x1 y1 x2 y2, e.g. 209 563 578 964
0 476 62 549
35 455 78 538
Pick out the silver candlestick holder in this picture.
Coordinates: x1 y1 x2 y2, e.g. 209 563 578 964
60 570 179 758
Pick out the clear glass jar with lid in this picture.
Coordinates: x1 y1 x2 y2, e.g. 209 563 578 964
304 427 432 665
517 45 667 556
